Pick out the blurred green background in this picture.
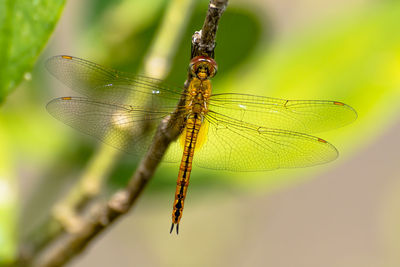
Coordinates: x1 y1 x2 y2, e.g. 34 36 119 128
1 0 400 266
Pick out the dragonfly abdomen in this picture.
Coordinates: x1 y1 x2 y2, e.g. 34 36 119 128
170 113 203 234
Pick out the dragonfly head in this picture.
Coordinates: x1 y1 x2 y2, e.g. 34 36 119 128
189 56 218 80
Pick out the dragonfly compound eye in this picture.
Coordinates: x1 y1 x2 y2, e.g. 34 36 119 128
189 56 218 79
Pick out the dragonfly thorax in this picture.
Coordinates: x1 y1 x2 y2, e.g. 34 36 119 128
186 77 212 115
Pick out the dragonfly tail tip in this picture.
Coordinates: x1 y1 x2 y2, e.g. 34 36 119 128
169 223 180 234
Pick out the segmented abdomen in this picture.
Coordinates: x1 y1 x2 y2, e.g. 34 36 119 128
171 113 202 226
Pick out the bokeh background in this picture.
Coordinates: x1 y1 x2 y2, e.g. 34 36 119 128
1 0 400 266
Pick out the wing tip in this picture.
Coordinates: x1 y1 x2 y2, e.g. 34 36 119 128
333 101 358 123
45 55 75 72
46 96 74 112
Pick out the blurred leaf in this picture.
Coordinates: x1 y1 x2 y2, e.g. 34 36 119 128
0 0 65 104
213 1 400 189
84 0 123 25
79 0 168 73
0 126 17 264
216 6 266 75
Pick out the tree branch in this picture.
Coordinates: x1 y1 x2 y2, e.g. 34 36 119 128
23 0 228 266
191 0 228 58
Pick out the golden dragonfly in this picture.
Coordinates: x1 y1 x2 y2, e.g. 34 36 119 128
46 55 357 234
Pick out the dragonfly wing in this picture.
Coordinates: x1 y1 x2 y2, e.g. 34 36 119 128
209 93 357 134
47 96 180 160
46 55 182 106
164 138 185 163
193 111 338 171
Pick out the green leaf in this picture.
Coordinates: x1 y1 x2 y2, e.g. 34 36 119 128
0 0 66 104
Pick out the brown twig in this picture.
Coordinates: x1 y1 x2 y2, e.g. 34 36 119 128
191 0 228 58
27 0 228 266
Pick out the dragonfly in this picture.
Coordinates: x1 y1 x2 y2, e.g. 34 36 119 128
46 55 357 234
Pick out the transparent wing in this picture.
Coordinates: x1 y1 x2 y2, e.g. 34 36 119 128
46 56 352 170
209 93 357 134
46 55 183 106
192 111 338 171
47 96 181 161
